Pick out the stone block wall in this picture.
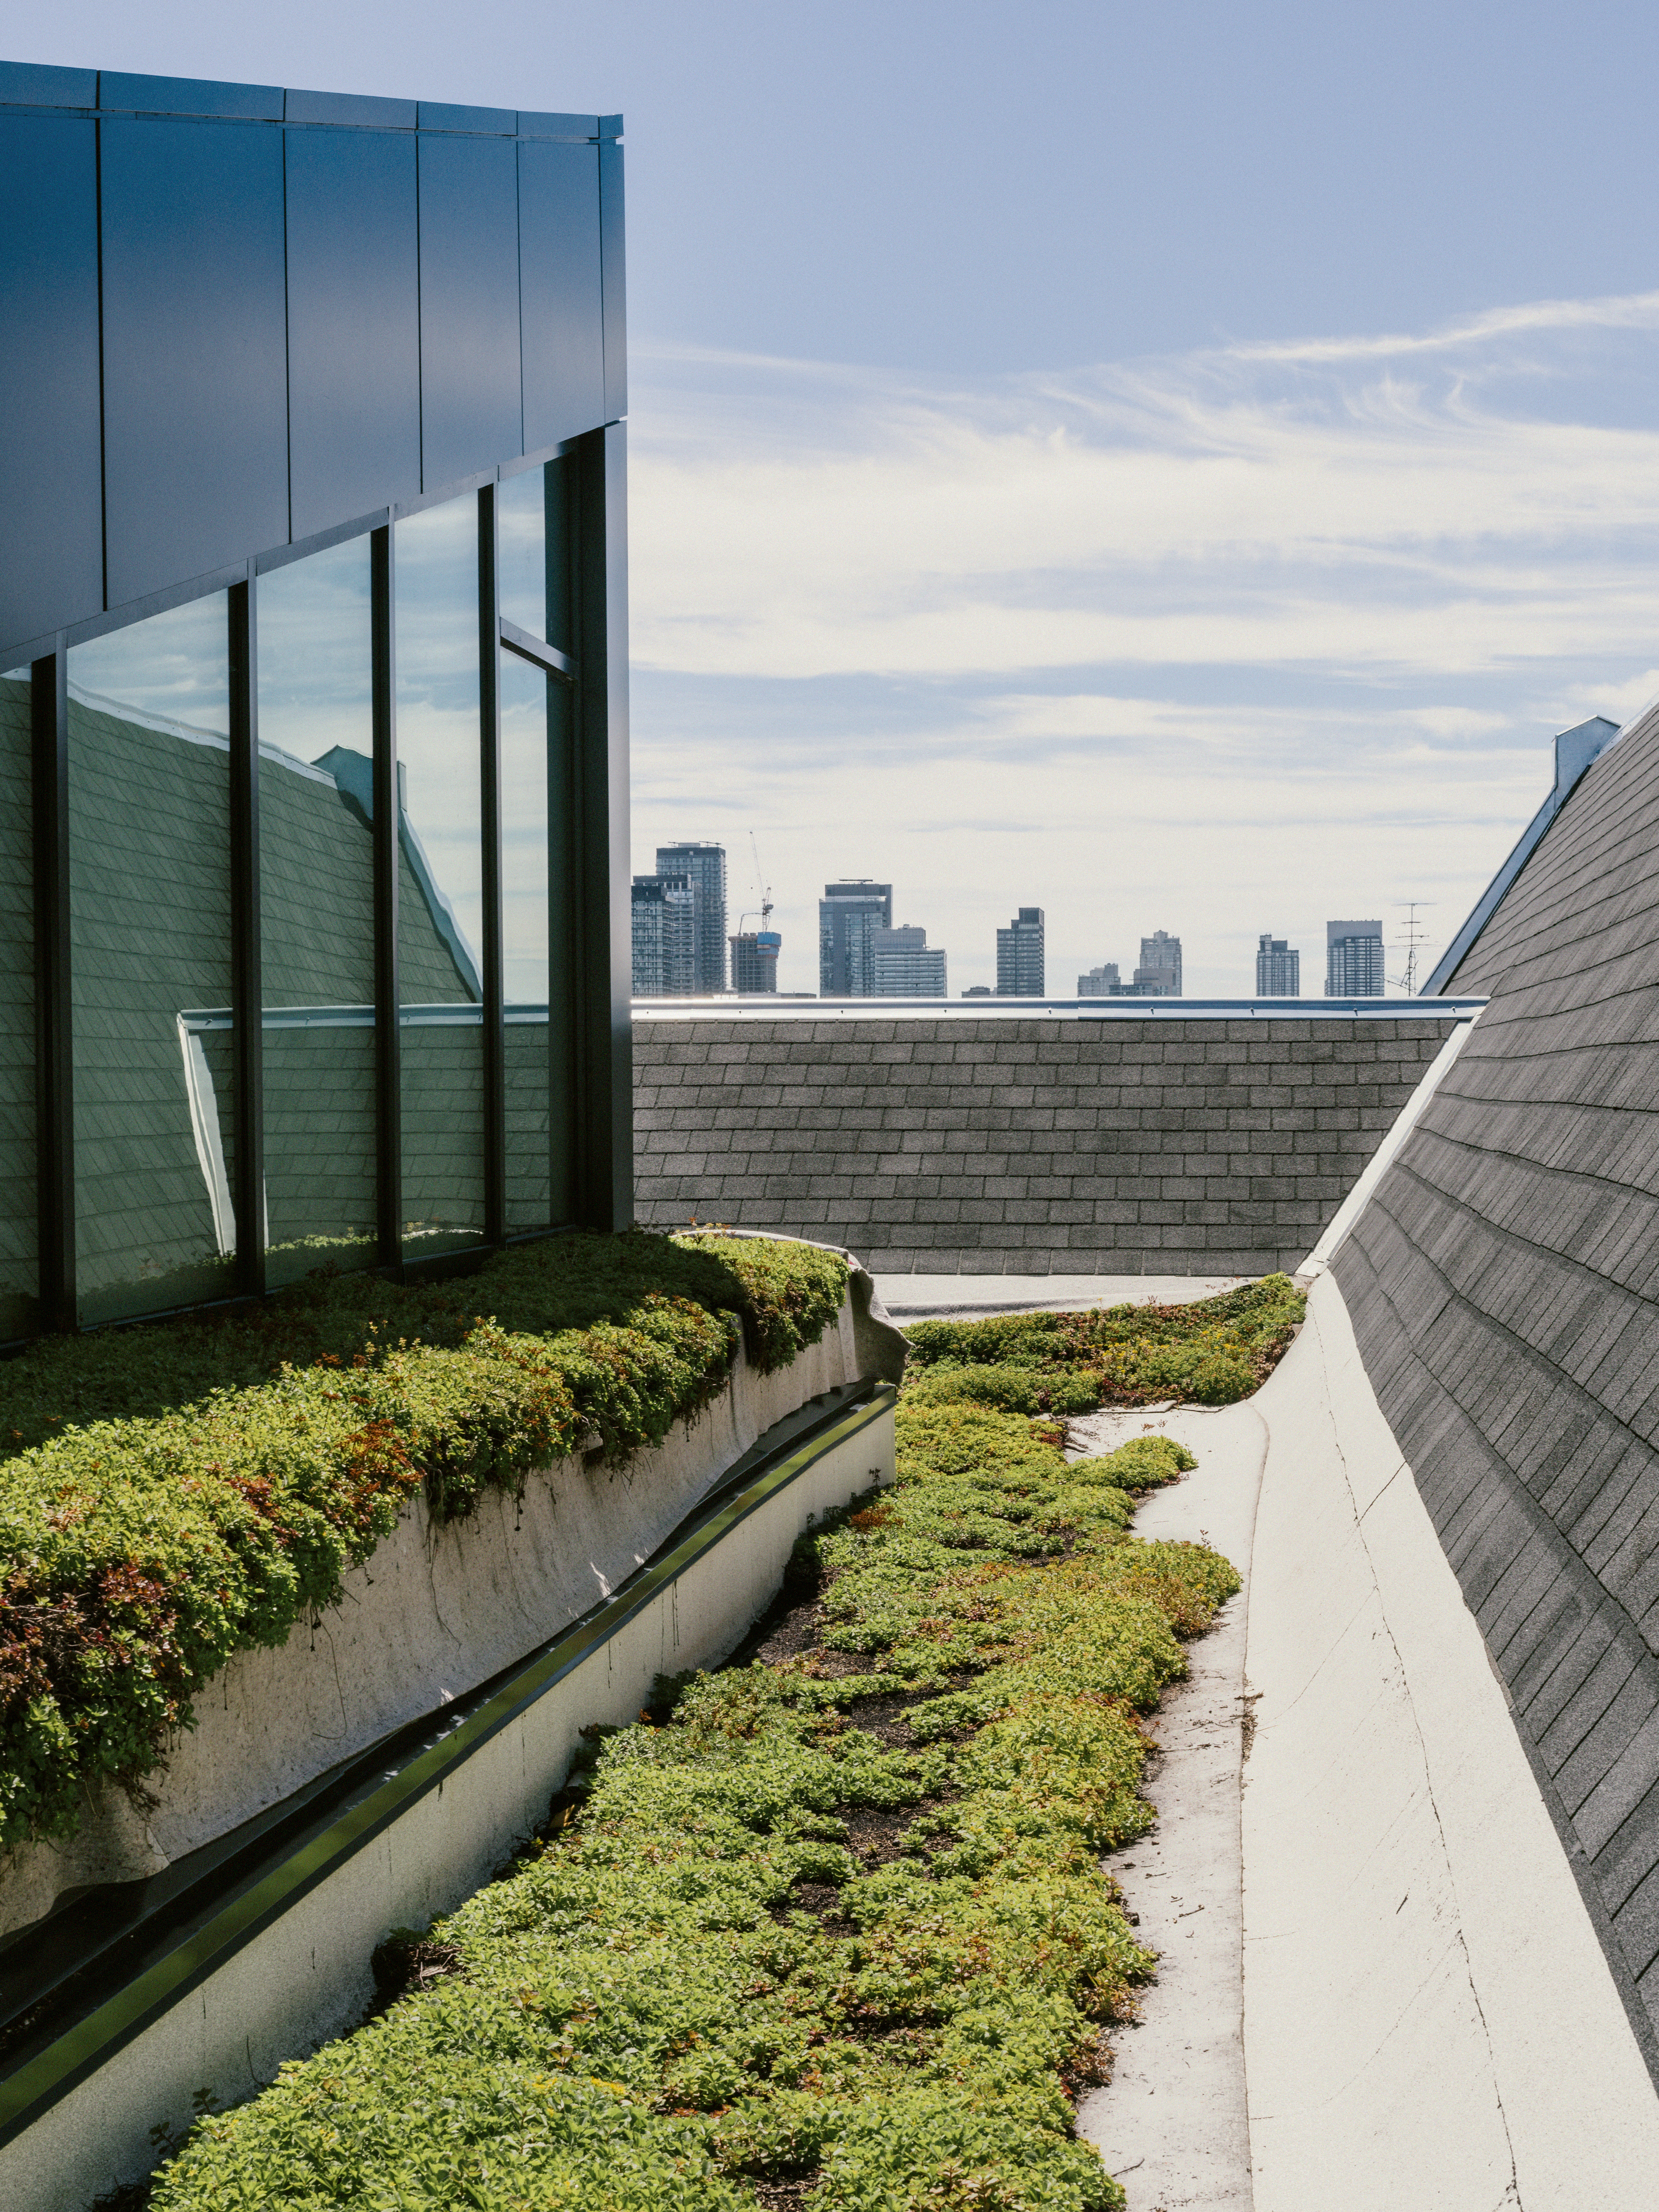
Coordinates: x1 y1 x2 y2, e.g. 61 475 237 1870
632 1014 1459 1276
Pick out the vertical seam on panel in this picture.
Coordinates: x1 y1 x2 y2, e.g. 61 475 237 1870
93 106 108 611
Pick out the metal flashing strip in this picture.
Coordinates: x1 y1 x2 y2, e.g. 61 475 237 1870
1422 715 1621 995
0 1377 896 2147
632 996 1487 1024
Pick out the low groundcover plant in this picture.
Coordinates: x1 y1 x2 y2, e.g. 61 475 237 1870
0 1231 848 1850
148 1392 1238 2212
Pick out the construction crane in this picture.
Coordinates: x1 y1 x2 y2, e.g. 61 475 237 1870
736 831 774 934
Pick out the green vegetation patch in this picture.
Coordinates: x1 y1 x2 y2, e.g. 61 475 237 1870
903 1274 1303 1412
0 1232 847 1850
150 1405 1238 2212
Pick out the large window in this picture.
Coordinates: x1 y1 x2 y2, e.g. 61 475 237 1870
394 495 486 1258
66 597 235 1324
257 537 378 1289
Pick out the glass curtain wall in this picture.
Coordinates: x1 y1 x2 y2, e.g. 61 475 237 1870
499 460 575 1230
257 538 378 1287
394 494 486 1256
66 596 235 1323
0 671 33 1339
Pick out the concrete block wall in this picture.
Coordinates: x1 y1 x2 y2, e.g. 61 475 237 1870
633 1015 1458 1276
1334 693 1659 2065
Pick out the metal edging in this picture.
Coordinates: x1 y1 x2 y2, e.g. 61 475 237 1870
0 1380 897 2147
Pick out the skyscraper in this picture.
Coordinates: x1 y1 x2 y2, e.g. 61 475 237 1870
1326 919 1384 996
631 873 698 995
819 881 893 995
655 843 727 993
728 929 782 993
1077 961 1122 996
870 925 948 996
996 908 1045 995
1255 934 1300 995
1134 930 1182 996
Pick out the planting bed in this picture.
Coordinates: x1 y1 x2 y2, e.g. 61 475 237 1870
142 1383 1246 2210
0 1232 849 1855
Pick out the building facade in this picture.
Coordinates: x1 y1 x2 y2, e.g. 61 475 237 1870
996 907 1045 995
1134 930 1182 996
728 929 781 993
632 873 697 995
819 880 893 995
870 925 947 996
654 841 726 992
1256 934 1300 995
0 61 631 1336
1327 919 1385 995
1077 961 1122 995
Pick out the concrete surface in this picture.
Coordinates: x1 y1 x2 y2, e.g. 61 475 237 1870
876 1273 1246 1320
1072 1395 1265 2212
1243 1274 1659 2210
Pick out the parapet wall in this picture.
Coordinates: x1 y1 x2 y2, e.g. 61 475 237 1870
1334 692 1659 2064
633 1011 1464 1276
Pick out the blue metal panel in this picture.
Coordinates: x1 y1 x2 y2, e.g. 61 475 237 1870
286 126 421 539
100 118 290 608
599 140 627 422
0 61 97 107
284 87 416 129
519 141 605 453
417 133 524 491
98 72 283 119
519 112 599 140
417 102 516 135
0 113 102 653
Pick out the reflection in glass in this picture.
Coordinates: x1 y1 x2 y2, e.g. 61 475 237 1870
0 672 34 1337
502 651 555 1230
394 495 485 1255
258 539 378 1287
67 596 235 1323
497 462 551 641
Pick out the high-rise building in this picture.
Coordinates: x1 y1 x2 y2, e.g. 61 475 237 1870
870 925 947 996
1256 934 1300 995
1327 919 1384 996
631 873 698 995
728 929 782 993
1134 930 1182 996
819 881 893 995
1077 961 1122 996
996 908 1046 995
655 843 727 993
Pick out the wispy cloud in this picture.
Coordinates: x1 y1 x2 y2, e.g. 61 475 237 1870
626 296 1659 993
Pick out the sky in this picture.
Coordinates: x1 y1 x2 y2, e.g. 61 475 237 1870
13 2 1659 992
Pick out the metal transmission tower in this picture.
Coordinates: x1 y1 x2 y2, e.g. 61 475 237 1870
1392 902 1433 995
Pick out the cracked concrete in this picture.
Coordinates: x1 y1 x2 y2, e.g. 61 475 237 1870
1071 1396 1266 2212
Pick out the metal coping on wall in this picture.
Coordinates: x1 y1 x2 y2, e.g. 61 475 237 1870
632 996 1489 1022
0 1377 897 2148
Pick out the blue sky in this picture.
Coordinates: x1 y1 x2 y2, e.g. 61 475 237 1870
14 3 1659 990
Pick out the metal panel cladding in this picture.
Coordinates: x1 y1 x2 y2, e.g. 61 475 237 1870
285 126 422 538
99 117 291 606
417 131 525 493
519 140 606 453
0 112 103 642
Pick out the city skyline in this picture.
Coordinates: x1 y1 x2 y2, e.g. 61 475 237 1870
635 844 1437 997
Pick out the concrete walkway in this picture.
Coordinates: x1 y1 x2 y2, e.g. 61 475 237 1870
1071 1396 1266 2212
875 1273 1245 1321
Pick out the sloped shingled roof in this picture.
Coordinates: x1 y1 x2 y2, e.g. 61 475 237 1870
1335 693 1659 2066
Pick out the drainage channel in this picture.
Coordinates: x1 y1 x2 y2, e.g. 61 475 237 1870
0 1376 897 2164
